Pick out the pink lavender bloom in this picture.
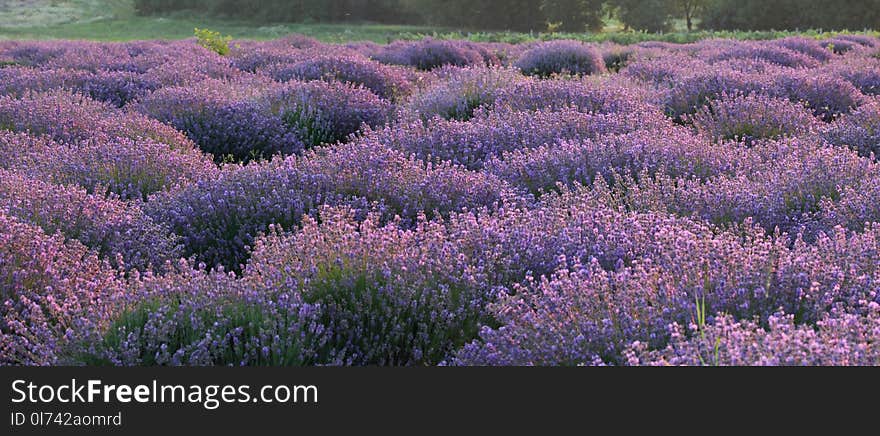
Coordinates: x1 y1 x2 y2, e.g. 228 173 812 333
0 212 127 365
627 307 880 366
0 90 193 148
0 131 217 201
0 169 180 271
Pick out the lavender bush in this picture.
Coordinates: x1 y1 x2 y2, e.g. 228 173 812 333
4 35 880 366
514 40 607 77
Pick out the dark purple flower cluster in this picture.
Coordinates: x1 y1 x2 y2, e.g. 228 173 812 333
242 207 496 364
371 38 486 71
134 78 304 161
771 68 867 121
661 66 770 120
265 80 392 147
514 40 606 77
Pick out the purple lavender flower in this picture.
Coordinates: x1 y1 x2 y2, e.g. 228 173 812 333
0 212 127 365
514 40 606 77
686 92 820 144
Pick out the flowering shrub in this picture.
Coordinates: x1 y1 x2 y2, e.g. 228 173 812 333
0 90 193 148
621 138 877 237
0 67 154 107
0 169 180 271
704 42 820 68
686 93 820 144
144 157 344 272
491 77 656 114
772 37 833 62
514 40 606 77
627 308 880 366
377 105 671 170
147 140 519 272
825 56 880 96
403 66 523 121
0 131 217 201
259 54 413 100
771 69 868 121
372 38 485 71
663 67 769 119
485 126 733 195
243 207 495 365
5 35 880 366
85 264 326 366
0 212 126 365
134 78 303 161
264 80 392 147
820 102 880 158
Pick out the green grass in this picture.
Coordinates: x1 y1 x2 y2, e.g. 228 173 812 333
0 13 445 42
0 1 877 44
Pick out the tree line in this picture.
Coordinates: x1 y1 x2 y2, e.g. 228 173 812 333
134 0 880 33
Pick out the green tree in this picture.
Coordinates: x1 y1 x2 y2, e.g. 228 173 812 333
540 0 605 32
675 0 706 31
612 0 675 33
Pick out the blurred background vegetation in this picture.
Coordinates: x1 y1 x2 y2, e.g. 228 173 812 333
0 0 878 42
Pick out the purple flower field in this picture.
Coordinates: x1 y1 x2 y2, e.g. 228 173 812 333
2 35 880 366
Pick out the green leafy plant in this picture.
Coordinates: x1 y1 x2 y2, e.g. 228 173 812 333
194 27 232 56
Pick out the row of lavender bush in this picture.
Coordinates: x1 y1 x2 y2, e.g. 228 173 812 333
1 33 879 365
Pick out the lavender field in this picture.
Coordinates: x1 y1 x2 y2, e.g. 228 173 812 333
1 34 880 366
